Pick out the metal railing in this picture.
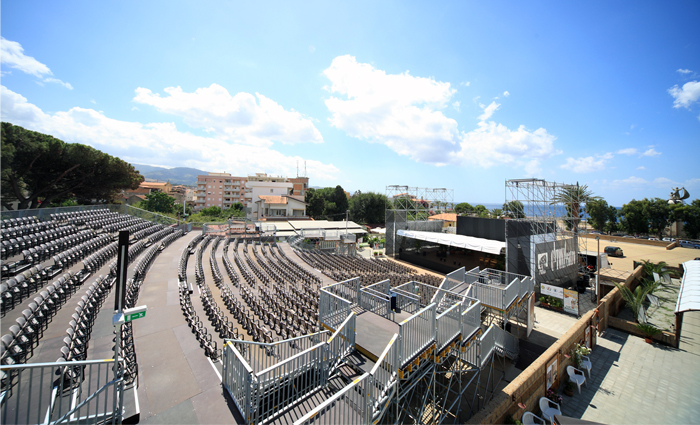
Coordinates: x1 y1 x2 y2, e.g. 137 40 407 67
398 304 436 368
503 277 520 310
444 267 465 292
320 290 352 331
223 315 357 425
235 331 330 373
461 300 481 341
293 373 371 425
436 301 462 352
479 326 496 368
1 358 123 425
323 277 360 305
394 281 439 308
359 290 390 318
368 334 399 422
493 326 519 360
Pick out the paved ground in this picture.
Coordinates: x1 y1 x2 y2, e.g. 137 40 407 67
560 310 700 424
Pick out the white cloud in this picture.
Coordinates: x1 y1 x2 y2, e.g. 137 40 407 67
134 84 323 146
611 176 649 186
616 148 638 155
0 37 51 77
43 78 73 90
668 81 700 109
685 178 700 187
560 153 612 173
308 45 315 53
322 55 559 169
90 99 97 104
452 101 460 112
477 101 500 121
503 91 510 97
1 37 73 90
642 148 661 157
460 81 470 87
636 166 646 170
1 85 340 181
524 159 541 176
653 177 679 187
677 69 693 74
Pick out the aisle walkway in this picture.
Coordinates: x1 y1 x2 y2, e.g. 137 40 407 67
562 311 700 424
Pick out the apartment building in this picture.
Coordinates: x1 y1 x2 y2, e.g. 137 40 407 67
194 173 247 210
194 172 309 215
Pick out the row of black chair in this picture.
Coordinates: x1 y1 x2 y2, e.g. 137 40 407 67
1 216 40 229
61 275 113 361
178 281 220 360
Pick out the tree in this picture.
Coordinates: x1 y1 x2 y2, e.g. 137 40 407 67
643 198 672 239
490 208 503 218
1 122 143 209
614 282 652 323
201 206 222 216
619 199 648 235
587 199 610 231
454 202 474 214
141 191 176 214
552 183 599 233
332 185 349 218
473 204 489 218
673 199 700 239
502 200 525 219
349 192 389 224
305 189 326 218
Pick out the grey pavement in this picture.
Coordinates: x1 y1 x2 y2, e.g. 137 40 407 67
560 310 700 424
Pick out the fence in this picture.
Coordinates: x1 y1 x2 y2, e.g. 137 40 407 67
479 326 497 368
235 331 330 373
319 291 351 331
323 278 360 305
398 304 436 367
461 300 482 340
359 290 390 318
1 358 123 425
222 314 357 425
436 301 462 352
293 373 371 425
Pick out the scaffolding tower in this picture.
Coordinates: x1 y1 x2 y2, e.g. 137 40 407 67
504 178 589 303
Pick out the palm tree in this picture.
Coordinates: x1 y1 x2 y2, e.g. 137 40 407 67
552 183 600 233
614 282 651 323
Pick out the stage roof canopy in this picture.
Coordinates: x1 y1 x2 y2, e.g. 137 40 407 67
676 260 700 314
397 229 505 255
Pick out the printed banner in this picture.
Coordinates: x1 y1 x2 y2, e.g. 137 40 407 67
563 288 579 315
541 283 564 299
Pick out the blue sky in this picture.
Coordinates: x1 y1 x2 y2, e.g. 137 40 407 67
2 1 699 206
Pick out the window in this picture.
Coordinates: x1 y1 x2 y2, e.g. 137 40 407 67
270 189 273 193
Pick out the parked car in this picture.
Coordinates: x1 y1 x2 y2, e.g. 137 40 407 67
590 231 604 235
648 237 659 241
604 246 624 257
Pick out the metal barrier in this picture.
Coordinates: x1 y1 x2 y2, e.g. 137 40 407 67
320 290 351 331
293 373 371 425
493 326 519 360
479 326 497 368
223 314 357 425
1 358 123 425
324 278 360 305
461 300 482 340
398 304 436 367
235 331 330 373
436 301 462 352
503 277 520 310
368 334 399 421
395 290 421 314
222 342 255 421
394 281 439 308
444 267 465 291
359 290 390 318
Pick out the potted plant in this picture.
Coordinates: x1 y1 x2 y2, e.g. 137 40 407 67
636 323 660 343
564 381 576 397
570 343 591 368
545 388 562 405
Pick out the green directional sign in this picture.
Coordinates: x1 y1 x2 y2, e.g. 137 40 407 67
125 311 146 322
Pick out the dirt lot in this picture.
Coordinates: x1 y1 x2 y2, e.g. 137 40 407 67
593 239 699 272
